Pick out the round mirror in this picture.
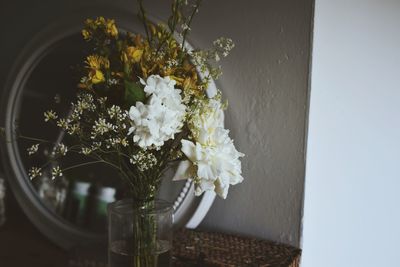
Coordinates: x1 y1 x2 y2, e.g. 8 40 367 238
0 9 216 249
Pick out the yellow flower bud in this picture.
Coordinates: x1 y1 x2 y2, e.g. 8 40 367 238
149 24 157 36
82 29 91 40
170 75 184 85
103 58 110 69
84 18 94 26
121 52 128 63
90 70 105 84
86 55 109 70
106 19 118 37
95 17 106 26
124 46 143 63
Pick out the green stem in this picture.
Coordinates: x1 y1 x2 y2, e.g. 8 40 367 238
131 199 157 266
155 0 181 56
61 160 104 172
181 0 202 51
137 0 150 43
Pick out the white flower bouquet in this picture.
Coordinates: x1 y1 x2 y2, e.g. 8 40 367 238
13 0 244 265
27 7 243 201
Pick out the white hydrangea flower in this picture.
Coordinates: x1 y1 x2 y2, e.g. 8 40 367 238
176 98 244 199
128 75 186 149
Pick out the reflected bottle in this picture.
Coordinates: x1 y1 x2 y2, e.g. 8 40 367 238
89 186 116 232
0 178 6 227
66 181 91 227
35 172 69 215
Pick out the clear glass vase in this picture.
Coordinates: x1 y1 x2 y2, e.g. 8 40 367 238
108 199 173 267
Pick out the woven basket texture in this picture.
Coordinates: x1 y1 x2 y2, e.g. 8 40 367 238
172 229 301 267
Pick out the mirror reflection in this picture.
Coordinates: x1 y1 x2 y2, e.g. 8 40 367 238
17 34 185 233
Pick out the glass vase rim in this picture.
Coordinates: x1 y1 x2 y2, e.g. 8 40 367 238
108 198 173 215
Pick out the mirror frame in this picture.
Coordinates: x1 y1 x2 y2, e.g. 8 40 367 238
0 7 216 249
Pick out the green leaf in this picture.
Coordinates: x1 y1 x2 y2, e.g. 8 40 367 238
124 80 146 106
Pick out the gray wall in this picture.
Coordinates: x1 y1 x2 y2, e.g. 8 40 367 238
193 1 313 247
134 0 313 247
0 0 313 247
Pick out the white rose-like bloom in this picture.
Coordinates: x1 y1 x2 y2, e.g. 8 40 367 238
190 98 224 145
175 98 244 199
128 75 186 149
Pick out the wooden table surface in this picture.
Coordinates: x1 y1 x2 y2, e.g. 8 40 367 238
0 216 68 267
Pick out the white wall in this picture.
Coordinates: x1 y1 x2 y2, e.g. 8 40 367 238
302 0 400 266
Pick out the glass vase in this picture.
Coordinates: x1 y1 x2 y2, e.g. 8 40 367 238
108 199 173 267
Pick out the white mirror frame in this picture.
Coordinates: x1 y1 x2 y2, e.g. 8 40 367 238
0 7 216 249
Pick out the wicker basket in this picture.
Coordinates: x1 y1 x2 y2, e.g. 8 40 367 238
67 229 301 266
172 229 301 267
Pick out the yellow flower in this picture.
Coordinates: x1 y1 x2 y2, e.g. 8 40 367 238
106 19 118 37
86 55 110 69
82 29 91 40
95 17 106 26
89 70 105 84
123 46 143 63
85 18 94 26
84 55 109 85
86 55 101 69
170 75 185 85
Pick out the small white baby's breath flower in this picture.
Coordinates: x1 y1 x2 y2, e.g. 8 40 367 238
27 144 39 155
120 138 129 147
181 23 191 32
166 59 178 68
44 110 58 122
67 124 80 135
130 150 158 171
108 105 122 119
51 166 63 180
108 78 118 85
74 94 96 114
190 51 207 67
93 118 114 136
53 143 68 156
81 147 92 155
80 76 88 83
91 142 102 150
28 167 42 180
213 37 235 57
214 52 220 62
56 119 70 130
97 97 108 105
